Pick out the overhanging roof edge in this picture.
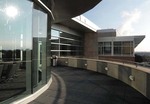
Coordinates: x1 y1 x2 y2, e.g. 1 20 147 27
134 35 145 48
72 16 100 32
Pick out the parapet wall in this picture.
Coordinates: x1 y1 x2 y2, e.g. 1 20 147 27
57 57 150 100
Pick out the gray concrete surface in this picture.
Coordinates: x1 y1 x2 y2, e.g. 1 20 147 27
29 66 150 104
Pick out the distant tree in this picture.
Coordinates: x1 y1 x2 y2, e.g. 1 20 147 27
143 55 150 62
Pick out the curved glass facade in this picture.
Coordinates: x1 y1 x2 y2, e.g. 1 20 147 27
0 0 51 103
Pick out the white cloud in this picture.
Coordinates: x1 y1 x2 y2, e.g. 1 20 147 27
117 9 141 36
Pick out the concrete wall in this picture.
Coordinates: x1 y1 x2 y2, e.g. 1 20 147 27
68 58 77 67
97 61 107 74
131 68 147 96
57 58 68 66
97 29 116 37
87 60 97 72
107 63 118 79
58 57 150 100
84 33 98 59
99 56 135 62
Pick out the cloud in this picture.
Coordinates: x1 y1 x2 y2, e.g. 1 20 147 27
117 9 141 36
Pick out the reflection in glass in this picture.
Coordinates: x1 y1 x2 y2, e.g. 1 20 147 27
0 0 33 103
32 9 47 91
5 6 18 18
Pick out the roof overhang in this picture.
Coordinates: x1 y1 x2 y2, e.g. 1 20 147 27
54 16 100 33
35 0 102 23
53 21 95 33
134 35 145 47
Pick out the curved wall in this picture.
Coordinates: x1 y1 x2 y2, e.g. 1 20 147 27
58 57 150 100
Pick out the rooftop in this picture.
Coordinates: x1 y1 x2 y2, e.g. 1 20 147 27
29 66 150 104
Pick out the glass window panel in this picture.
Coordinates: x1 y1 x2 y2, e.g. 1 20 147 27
0 0 33 102
123 41 130 47
104 42 111 47
51 44 59 50
60 32 81 40
114 42 122 55
51 29 60 38
114 41 134 56
51 51 59 56
114 42 121 47
104 47 111 54
51 29 83 57
114 47 121 55
98 42 111 55
123 46 130 54
32 8 47 92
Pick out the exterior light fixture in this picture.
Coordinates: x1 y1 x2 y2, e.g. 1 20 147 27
129 75 135 81
105 67 108 71
5 6 18 18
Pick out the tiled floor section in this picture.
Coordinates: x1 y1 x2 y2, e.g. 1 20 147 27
29 66 150 104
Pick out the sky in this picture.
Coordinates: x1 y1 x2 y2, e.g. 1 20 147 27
83 0 150 52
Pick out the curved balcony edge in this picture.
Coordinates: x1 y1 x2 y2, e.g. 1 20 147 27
57 57 150 100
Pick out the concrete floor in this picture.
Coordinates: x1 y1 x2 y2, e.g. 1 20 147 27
29 66 150 104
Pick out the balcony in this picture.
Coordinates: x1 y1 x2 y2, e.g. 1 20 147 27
28 57 150 104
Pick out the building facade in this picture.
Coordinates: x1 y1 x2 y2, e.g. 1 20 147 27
51 17 145 62
0 1 51 103
51 25 84 57
0 0 102 103
0 0 145 103
97 29 145 61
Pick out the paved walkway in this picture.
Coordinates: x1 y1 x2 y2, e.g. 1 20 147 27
29 66 150 104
